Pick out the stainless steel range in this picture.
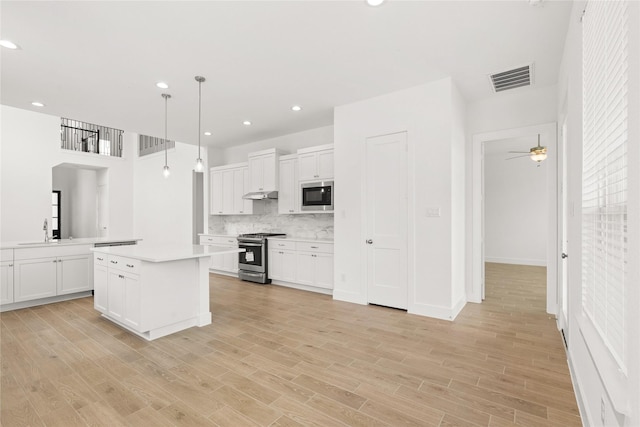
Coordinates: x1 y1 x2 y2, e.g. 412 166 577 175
237 233 286 284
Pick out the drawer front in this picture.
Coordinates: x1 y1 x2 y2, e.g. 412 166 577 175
296 242 333 254
94 252 108 266
200 235 237 246
15 244 92 260
107 255 141 275
269 240 296 251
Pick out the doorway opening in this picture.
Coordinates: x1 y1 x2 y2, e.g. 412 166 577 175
471 123 558 315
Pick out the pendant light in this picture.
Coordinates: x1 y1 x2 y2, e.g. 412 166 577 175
161 93 171 178
194 76 206 172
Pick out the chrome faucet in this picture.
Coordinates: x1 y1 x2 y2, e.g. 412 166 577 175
43 218 49 242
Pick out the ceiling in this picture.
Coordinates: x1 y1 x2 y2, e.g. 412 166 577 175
0 1 572 149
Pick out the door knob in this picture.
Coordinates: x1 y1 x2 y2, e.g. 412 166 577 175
366 239 373 244
561 253 568 259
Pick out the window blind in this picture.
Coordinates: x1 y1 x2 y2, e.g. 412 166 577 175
582 0 628 372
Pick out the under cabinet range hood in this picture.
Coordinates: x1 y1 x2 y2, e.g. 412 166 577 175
242 191 278 200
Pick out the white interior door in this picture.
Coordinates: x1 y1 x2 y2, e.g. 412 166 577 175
365 132 408 310
559 118 569 333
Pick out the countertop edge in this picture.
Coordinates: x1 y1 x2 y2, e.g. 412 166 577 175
1 237 142 250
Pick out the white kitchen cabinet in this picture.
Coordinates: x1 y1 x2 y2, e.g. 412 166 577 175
199 235 238 274
14 258 58 302
94 261 108 313
56 254 92 295
298 146 334 182
100 253 142 330
13 245 94 303
1 249 14 305
248 148 280 192
268 239 333 291
210 163 253 215
278 155 299 214
268 239 297 282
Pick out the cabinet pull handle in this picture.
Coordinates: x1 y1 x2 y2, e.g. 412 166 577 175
310 246 319 249
110 260 118 264
53 260 57 263
119 274 124 279
8 264 13 267
278 244 285 246
97 257 104 261
126 264 135 268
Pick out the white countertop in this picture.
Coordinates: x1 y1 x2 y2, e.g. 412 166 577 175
267 236 334 243
1 237 142 250
91 243 244 263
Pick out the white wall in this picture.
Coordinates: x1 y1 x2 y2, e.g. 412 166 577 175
133 142 203 245
558 2 640 426
0 105 134 242
483 138 548 266
333 78 466 320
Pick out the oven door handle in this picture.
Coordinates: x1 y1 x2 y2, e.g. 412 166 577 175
239 242 263 247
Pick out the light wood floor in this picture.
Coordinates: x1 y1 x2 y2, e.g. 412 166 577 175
1 263 581 426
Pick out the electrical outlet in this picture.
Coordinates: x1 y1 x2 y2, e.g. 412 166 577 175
601 396 606 423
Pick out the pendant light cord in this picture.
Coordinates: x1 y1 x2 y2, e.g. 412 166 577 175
164 95 168 166
198 80 202 159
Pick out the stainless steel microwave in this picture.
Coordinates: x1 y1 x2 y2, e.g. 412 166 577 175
301 181 334 211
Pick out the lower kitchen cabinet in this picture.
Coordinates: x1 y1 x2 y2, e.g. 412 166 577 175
56 254 92 295
1 249 14 304
94 262 108 313
295 252 334 290
12 245 93 304
268 238 333 291
268 248 297 283
14 257 58 302
105 269 140 330
200 235 238 274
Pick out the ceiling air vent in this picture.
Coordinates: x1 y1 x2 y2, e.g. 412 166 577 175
488 64 533 92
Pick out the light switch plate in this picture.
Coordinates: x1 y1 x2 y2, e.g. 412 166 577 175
426 207 441 217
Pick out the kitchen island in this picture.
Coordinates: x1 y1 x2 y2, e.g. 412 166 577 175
91 243 242 340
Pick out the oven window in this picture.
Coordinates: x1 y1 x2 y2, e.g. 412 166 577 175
239 244 263 266
303 186 331 206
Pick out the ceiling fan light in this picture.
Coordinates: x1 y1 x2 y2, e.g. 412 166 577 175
531 152 547 162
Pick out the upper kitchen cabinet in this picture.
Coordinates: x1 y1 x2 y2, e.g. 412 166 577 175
210 163 255 215
278 154 299 214
248 148 282 192
297 144 334 181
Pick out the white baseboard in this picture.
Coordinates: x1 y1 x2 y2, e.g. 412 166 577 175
484 257 547 267
332 289 367 305
409 296 466 321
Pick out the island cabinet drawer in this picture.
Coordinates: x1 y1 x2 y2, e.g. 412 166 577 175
269 240 296 251
1 249 13 262
296 242 333 254
107 255 141 275
94 253 108 267
200 235 237 246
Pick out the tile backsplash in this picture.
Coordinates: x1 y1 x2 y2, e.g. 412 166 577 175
208 200 334 239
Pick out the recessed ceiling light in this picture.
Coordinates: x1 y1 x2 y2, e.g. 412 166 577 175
291 105 302 112
156 82 169 89
243 120 252 126
366 0 385 6
0 40 18 49
31 101 45 107
204 131 212 136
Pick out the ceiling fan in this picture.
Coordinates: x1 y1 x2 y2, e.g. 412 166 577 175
506 134 547 163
